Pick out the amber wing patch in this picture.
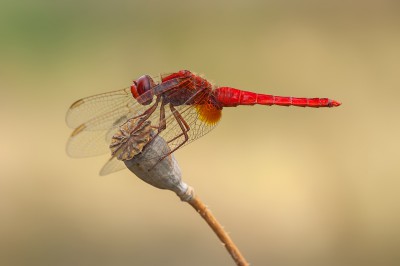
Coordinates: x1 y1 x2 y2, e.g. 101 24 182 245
194 103 222 125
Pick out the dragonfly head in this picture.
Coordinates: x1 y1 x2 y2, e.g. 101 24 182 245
130 75 156 105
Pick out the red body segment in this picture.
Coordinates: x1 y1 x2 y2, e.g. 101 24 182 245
215 87 341 108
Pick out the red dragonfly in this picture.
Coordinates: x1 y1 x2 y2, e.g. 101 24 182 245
66 70 340 175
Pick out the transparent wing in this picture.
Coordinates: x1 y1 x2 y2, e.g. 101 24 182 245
66 105 140 157
160 98 221 153
99 156 126 176
66 89 152 157
66 88 134 128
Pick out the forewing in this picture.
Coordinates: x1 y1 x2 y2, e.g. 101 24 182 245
66 88 134 128
66 88 157 158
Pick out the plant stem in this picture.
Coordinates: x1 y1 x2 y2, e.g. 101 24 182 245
187 195 249 266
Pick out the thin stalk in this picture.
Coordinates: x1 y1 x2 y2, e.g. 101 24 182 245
187 195 249 266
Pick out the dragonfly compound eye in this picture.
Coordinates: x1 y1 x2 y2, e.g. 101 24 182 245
137 75 155 95
134 75 155 105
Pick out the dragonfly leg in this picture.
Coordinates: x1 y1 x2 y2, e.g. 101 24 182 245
144 97 169 140
147 103 191 171
158 97 167 132
131 96 160 124
157 104 190 161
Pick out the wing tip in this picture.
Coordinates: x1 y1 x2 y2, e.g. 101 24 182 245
99 156 126 176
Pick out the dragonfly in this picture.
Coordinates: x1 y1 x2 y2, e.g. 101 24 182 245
66 70 341 175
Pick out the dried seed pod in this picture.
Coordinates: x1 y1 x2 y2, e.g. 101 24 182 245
124 135 193 201
112 116 193 201
110 118 152 161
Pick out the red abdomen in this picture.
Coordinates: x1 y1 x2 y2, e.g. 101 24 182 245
215 87 341 108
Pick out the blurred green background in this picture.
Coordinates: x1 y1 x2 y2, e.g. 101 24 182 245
1 0 399 265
